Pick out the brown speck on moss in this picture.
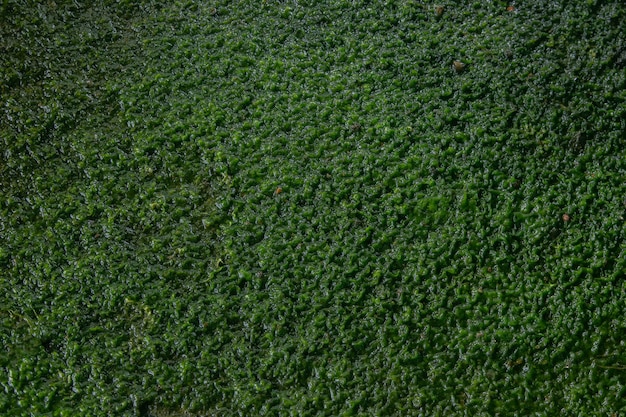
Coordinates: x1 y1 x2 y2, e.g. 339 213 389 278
452 60 465 73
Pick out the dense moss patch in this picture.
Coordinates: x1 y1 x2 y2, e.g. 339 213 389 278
2 1 626 415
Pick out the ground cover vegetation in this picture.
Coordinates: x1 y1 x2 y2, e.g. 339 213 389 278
2 0 626 415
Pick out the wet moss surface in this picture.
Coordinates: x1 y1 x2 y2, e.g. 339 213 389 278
2 1 626 415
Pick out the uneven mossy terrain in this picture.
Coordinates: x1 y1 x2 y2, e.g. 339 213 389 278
2 1 626 415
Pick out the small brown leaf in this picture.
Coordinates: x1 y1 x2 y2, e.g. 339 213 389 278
452 60 465 73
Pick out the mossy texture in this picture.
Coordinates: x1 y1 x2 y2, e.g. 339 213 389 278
2 0 626 415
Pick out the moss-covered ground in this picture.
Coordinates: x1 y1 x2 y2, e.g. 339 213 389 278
2 0 626 415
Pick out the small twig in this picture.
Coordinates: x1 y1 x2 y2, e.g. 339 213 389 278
598 364 626 371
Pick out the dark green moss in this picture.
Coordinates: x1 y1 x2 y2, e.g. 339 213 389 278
2 0 626 415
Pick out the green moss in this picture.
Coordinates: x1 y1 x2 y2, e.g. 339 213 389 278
2 0 626 415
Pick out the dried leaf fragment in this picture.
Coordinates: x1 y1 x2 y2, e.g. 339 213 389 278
452 60 465 73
